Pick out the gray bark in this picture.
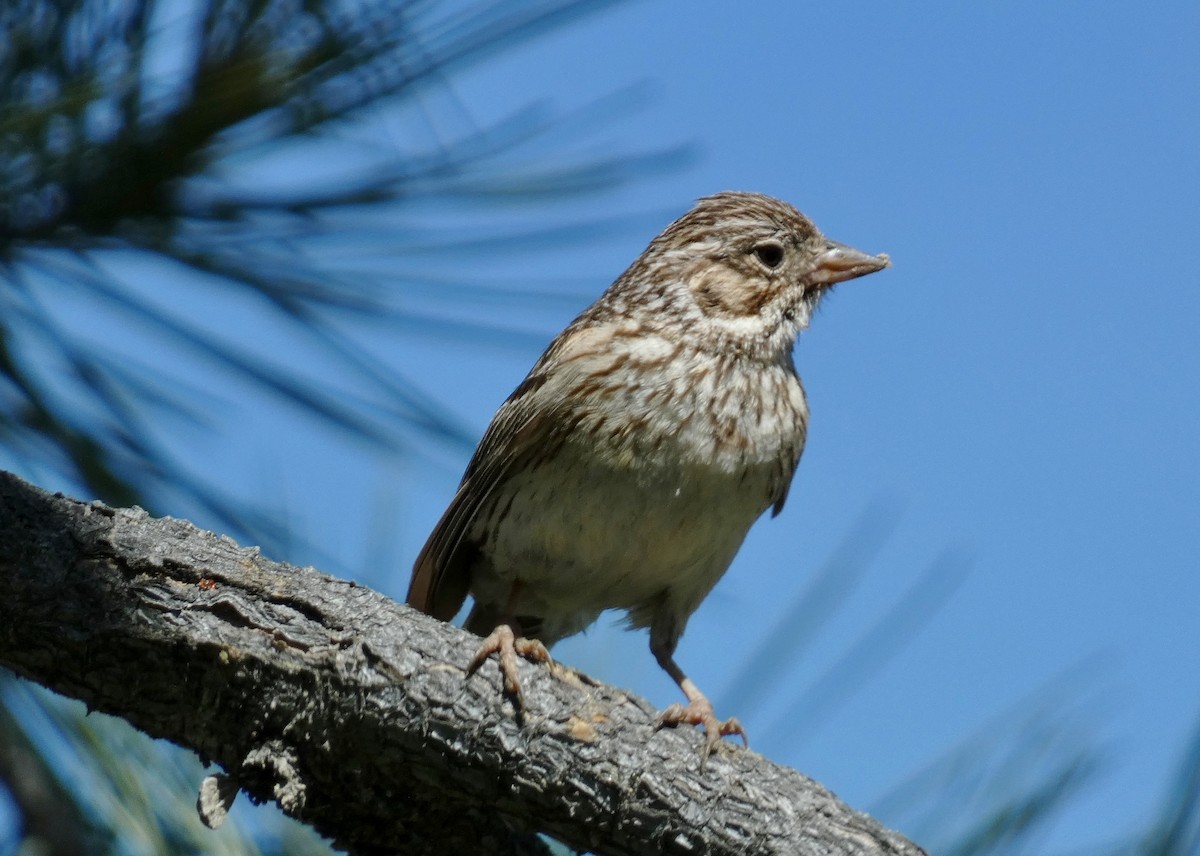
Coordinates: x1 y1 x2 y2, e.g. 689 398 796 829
0 470 926 855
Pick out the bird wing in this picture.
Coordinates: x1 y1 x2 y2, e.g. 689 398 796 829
407 317 650 619
768 439 805 517
406 371 566 620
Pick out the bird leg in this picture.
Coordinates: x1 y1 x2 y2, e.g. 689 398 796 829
651 632 747 756
467 623 551 703
465 581 551 706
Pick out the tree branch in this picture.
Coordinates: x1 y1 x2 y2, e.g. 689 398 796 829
0 470 925 855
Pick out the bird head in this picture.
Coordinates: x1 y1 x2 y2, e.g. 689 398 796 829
640 191 890 358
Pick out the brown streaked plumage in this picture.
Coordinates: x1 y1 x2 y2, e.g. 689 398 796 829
407 191 889 752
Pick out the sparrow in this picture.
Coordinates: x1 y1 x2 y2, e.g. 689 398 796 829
407 191 889 751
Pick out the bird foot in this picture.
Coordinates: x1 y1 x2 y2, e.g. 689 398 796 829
655 697 748 757
467 624 552 705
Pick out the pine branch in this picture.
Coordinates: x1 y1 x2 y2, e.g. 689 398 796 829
0 469 926 856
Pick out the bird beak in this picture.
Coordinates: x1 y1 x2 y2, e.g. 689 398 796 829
811 241 890 285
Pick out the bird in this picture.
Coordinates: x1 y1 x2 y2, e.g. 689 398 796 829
407 191 889 752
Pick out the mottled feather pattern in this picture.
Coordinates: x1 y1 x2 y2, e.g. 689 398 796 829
407 192 888 744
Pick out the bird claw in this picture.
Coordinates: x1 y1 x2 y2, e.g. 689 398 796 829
655 698 748 757
467 624 551 705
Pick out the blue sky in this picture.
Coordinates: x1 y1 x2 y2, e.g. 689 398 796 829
13 0 1199 850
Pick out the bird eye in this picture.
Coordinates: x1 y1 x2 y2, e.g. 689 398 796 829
753 242 784 269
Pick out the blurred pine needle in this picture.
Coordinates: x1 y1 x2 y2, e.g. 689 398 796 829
0 0 686 544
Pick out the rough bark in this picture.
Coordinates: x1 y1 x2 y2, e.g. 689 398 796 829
0 470 926 855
